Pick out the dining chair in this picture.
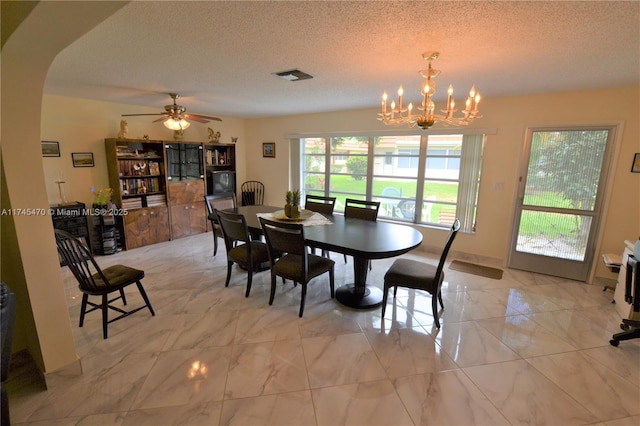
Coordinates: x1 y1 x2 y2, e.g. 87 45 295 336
381 218 461 328
305 194 336 257
240 180 265 206
215 209 270 297
343 198 381 267
259 217 335 317
204 193 237 256
304 194 336 216
54 229 155 339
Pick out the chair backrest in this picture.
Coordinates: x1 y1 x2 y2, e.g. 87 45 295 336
215 209 252 249
204 194 237 218
240 181 265 206
259 217 308 268
381 187 402 197
54 229 109 293
304 194 336 216
435 218 461 281
344 198 380 222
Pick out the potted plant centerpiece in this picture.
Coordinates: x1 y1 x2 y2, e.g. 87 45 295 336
284 189 301 219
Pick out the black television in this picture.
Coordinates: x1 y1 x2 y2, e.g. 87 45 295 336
207 171 236 196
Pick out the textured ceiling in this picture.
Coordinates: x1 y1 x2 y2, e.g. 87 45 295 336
43 1 639 119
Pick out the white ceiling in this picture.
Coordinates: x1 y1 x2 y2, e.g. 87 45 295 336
44 1 639 120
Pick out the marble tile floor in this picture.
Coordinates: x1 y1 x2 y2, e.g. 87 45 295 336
6 232 640 425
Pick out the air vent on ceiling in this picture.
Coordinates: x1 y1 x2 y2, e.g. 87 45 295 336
273 69 314 81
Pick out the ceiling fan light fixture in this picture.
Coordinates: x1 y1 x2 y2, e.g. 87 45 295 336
163 117 191 130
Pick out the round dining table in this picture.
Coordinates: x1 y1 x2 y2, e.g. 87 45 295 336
229 205 424 309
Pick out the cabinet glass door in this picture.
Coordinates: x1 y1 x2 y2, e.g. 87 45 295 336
166 143 203 181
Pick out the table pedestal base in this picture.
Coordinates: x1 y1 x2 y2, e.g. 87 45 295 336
335 285 383 309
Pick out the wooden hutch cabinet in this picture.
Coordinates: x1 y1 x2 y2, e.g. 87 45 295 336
105 138 170 250
105 138 235 250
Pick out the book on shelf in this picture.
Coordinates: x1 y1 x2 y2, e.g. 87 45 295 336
147 194 167 207
122 198 142 210
148 161 160 175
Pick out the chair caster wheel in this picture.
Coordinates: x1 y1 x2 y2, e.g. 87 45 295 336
610 339 619 347
620 323 630 331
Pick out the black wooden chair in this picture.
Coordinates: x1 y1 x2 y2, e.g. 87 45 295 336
305 194 336 257
240 181 265 206
259 217 335 317
54 229 155 339
204 193 237 256
304 194 336 216
382 218 461 328
343 198 380 267
215 209 270 297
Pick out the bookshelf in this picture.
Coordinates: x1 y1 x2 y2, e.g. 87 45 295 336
105 138 170 249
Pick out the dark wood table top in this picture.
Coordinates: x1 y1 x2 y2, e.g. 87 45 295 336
231 205 423 259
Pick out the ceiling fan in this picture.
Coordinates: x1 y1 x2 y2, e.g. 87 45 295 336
122 93 222 130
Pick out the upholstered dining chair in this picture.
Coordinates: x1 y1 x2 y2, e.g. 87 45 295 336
54 229 155 339
381 218 461 328
240 180 265 206
215 209 270 297
259 217 335 317
304 194 336 257
343 198 381 267
204 193 237 256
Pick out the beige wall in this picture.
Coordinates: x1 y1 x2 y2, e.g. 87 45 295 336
40 94 247 209
245 87 640 279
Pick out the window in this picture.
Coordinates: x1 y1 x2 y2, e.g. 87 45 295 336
299 132 485 233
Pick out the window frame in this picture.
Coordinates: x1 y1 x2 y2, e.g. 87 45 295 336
291 128 494 233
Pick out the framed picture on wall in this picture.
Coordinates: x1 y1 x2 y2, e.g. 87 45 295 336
71 152 94 167
263 142 276 158
41 141 60 157
632 153 640 173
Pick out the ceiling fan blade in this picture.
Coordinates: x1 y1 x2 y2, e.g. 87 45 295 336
183 114 210 123
121 113 168 117
152 117 168 123
186 113 222 122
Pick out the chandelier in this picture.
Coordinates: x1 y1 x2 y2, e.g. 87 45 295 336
377 51 481 129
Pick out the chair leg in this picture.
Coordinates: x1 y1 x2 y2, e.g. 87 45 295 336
136 281 155 316
381 284 390 317
269 274 277 305
225 261 233 287
213 232 218 256
432 295 441 329
438 290 444 309
343 254 347 264
102 294 109 339
299 283 307 317
245 270 253 298
329 270 335 298
119 288 127 305
79 293 89 327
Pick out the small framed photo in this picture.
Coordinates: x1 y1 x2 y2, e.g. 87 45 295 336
263 142 276 158
71 152 94 167
41 141 60 157
632 153 640 173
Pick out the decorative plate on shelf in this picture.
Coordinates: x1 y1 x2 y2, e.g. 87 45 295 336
271 209 314 222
